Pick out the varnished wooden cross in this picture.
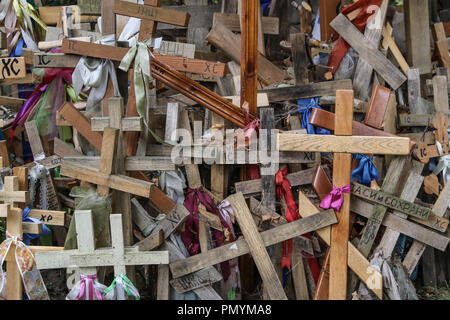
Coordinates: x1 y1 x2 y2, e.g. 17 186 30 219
278 90 410 299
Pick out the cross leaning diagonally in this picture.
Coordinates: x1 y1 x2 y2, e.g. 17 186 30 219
277 90 411 300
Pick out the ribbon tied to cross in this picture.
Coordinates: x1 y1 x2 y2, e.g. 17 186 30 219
297 98 331 135
103 273 140 300
0 231 49 300
351 154 379 186
67 274 106 301
320 184 351 212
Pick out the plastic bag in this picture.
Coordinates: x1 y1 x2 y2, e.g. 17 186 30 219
64 187 112 250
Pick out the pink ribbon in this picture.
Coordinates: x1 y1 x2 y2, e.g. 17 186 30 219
76 275 103 300
319 184 351 212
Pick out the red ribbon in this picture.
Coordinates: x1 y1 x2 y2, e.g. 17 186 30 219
328 0 383 75
182 187 235 281
276 167 320 283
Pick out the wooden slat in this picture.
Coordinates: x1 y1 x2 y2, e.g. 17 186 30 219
330 14 406 89
213 13 279 35
278 134 410 155
114 0 190 27
169 208 336 278
0 57 26 80
228 192 287 300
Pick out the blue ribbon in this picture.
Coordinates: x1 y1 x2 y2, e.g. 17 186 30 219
297 98 331 135
260 0 272 14
10 38 24 58
22 206 51 245
350 154 378 186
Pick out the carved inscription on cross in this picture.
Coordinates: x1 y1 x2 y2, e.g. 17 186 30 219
278 90 410 299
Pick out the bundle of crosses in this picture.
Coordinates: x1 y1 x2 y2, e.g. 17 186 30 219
0 0 448 301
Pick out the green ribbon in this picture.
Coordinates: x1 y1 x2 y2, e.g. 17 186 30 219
119 39 174 146
104 274 140 300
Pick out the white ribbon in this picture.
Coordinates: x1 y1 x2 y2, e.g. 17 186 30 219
103 274 140 300
159 169 187 204
433 140 450 185
72 35 121 113
0 231 49 300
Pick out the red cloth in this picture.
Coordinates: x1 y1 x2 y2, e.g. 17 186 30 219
328 0 383 74
276 167 320 283
182 187 234 281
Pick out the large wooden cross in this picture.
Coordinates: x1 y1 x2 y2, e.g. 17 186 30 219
278 90 410 299
168 192 337 300
35 210 168 294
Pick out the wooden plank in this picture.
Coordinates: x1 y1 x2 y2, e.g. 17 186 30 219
399 114 450 127
330 14 406 89
169 208 336 279
33 53 80 68
235 167 316 196
404 0 432 74
329 90 353 300
78 0 102 15
291 33 309 86
382 22 410 75
61 39 226 77
58 102 103 151
213 13 279 35
277 134 410 155
352 198 449 251
353 0 389 99
260 80 353 102
114 1 190 27
364 85 391 129
357 157 407 257
101 0 116 36
0 57 26 80
91 117 143 132
319 0 340 42
170 266 222 294
374 160 427 257
433 76 450 113
156 41 195 58
351 182 431 220
403 183 450 275
157 264 170 300
135 204 190 251
54 138 83 157
206 22 286 86
227 192 286 300
297 191 383 299
25 121 46 161
6 206 22 299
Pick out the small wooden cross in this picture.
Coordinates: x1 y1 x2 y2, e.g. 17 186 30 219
2 204 63 300
0 176 28 207
278 90 410 299
416 112 450 163
35 210 168 297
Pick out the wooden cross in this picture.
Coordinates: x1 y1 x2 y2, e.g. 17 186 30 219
278 90 410 299
416 112 450 163
168 192 337 300
35 210 168 289
0 176 28 207
2 204 63 300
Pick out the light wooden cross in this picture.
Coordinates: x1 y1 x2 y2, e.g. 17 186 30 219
416 112 450 163
2 204 63 300
0 176 28 207
35 210 168 294
278 90 411 300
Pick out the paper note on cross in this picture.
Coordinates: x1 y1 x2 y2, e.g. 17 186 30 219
278 90 410 300
35 210 168 299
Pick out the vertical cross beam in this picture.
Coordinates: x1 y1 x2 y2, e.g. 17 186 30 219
75 210 98 277
6 205 22 300
240 0 258 116
329 90 353 300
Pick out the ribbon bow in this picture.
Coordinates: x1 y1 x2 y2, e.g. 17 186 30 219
297 98 331 135
119 38 154 120
22 207 51 245
320 184 351 212
351 154 379 186
0 231 49 300
103 274 140 300
68 274 105 301
182 187 234 281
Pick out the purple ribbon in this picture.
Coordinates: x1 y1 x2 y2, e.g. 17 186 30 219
319 184 351 212
76 275 103 300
